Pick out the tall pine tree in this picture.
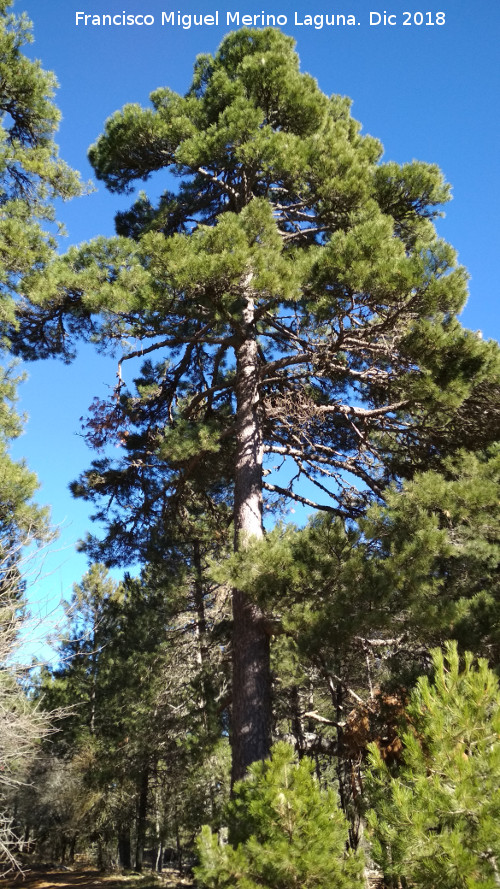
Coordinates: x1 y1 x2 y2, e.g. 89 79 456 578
0 0 82 870
19 28 500 781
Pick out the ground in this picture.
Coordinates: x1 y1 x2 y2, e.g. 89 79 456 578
0 866 194 889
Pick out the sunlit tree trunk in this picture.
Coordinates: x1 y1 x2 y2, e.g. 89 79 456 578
231 292 271 784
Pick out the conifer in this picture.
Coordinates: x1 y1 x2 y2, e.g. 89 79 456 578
366 643 500 888
22 27 500 780
195 741 364 889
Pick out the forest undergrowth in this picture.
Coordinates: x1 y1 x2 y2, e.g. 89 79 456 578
0 865 194 889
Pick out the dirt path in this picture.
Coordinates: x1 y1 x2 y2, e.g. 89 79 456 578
0 867 194 889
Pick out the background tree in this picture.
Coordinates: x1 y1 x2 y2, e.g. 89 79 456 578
0 0 82 872
0 363 50 576
35 558 231 870
0 536 55 873
0 0 82 581
0 0 82 348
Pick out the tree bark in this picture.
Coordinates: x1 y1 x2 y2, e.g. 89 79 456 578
193 538 208 669
135 766 148 871
118 828 132 869
231 291 272 784
192 538 212 731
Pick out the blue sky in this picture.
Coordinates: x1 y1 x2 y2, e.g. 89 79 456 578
11 0 500 657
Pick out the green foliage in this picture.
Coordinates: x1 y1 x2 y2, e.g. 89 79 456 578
21 26 499 540
0 0 83 567
217 442 500 677
210 517 374 663
362 447 500 663
0 0 83 341
0 363 50 556
366 643 500 888
37 556 232 867
195 742 363 889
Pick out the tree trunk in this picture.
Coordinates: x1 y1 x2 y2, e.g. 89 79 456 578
193 538 211 728
135 766 148 871
155 842 163 873
193 538 208 667
97 839 105 871
118 828 132 869
290 685 305 757
231 291 272 785
175 815 183 873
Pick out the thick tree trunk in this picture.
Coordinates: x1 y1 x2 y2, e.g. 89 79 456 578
231 292 272 785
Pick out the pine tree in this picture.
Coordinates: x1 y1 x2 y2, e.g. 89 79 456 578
366 642 500 888
20 28 500 780
36 559 231 869
0 0 82 348
0 0 82 567
0 1 81 871
195 741 364 889
363 447 500 666
0 362 50 570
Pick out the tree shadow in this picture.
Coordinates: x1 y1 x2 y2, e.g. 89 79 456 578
0 867 195 889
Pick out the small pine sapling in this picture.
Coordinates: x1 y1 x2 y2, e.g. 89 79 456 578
195 741 364 889
366 642 500 889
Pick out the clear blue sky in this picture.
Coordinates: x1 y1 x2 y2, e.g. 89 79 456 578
11 0 500 657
